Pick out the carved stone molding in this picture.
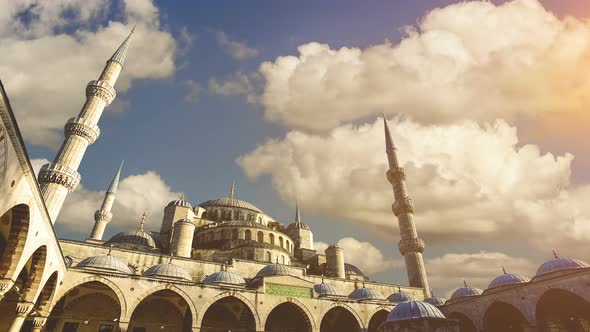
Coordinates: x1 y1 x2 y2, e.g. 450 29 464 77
386 167 407 183
38 162 80 192
86 80 116 105
32 317 47 328
398 238 425 255
392 197 415 216
65 117 100 144
94 210 113 223
15 301 34 317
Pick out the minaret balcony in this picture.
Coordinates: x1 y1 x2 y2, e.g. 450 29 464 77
386 167 407 183
65 117 100 144
398 238 425 255
392 197 415 216
86 80 116 105
38 163 80 192
94 210 113 223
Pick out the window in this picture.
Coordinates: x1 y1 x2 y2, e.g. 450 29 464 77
245 229 252 241
279 236 284 248
286 240 290 251
62 322 79 332
257 231 264 242
266 252 272 262
269 234 275 245
98 325 114 332
281 255 286 264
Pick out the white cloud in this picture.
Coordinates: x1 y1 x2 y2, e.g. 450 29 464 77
0 0 176 148
184 80 202 104
256 0 590 132
208 72 259 104
32 159 178 237
216 31 259 60
237 117 590 255
315 237 402 275
425 251 537 297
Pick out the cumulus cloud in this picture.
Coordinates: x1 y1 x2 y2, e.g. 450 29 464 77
208 71 259 104
216 31 259 60
0 0 176 148
184 80 202 104
32 159 178 238
315 237 402 275
256 0 590 131
237 117 590 255
426 251 537 297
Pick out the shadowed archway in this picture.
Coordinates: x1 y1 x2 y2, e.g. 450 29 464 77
201 296 256 331
368 310 388 332
537 288 590 332
0 204 30 281
484 301 529 332
448 312 477 332
129 289 193 332
265 302 312 332
320 306 361 332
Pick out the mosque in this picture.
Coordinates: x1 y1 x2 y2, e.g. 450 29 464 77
0 28 589 332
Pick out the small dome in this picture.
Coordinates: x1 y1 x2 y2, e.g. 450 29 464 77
144 263 192 281
202 270 246 286
108 229 157 248
424 297 447 307
314 282 344 297
256 263 293 278
386 301 446 322
77 255 132 274
488 273 530 289
349 287 385 301
167 198 192 209
387 290 413 303
536 257 590 277
287 222 310 230
450 286 483 300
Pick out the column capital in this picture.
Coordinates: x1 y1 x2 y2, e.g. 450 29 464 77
32 317 47 328
15 301 35 317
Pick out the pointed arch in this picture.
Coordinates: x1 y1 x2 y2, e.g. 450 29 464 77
536 288 590 332
198 293 260 331
368 308 390 332
448 312 477 332
264 299 315 332
126 283 197 325
35 271 59 315
20 245 47 302
319 303 363 332
0 204 30 280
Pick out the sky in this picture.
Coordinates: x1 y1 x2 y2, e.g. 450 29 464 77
2 0 590 297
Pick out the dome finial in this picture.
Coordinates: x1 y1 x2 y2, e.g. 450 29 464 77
502 265 506 274
275 257 279 264
169 253 174 264
553 250 559 259
321 274 325 283
397 284 401 292
362 280 366 288
180 192 185 201
463 279 468 287
230 180 235 199
108 244 113 255
139 210 147 231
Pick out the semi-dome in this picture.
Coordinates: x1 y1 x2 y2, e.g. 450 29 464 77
387 289 413 303
536 257 590 277
314 281 344 297
108 229 157 248
202 270 246 286
77 255 132 274
349 286 385 301
450 285 483 300
386 301 446 322
345 263 367 278
424 296 447 307
256 263 293 278
488 273 530 289
144 263 192 281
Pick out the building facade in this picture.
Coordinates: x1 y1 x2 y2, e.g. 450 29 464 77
0 29 588 332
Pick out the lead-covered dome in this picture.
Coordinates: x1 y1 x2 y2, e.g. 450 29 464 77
144 263 192 281
77 255 132 274
199 197 262 213
386 301 446 322
167 198 192 209
202 270 246 286
314 282 344 297
450 286 483 300
387 289 413 303
256 263 293 278
536 257 590 277
345 263 367 279
349 287 385 301
424 296 447 307
488 273 530 289
108 229 157 248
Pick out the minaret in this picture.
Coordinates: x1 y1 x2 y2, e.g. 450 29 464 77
89 161 123 241
38 27 136 222
383 115 430 297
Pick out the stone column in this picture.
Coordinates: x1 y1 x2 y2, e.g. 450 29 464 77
31 317 47 332
7 302 34 332
118 321 129 332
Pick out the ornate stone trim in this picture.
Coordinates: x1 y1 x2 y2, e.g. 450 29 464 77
392 197 415 216
38 162 80 192
94 210 113 223
15 301 34 316
86 80 116 105
386 167 406 183
398 238 425 255
64 117 100 144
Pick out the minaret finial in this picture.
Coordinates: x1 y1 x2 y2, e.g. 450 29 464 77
553 250 558 259
502 266 506 274
110 26 136 66
139 210 147 231
230 180 235 199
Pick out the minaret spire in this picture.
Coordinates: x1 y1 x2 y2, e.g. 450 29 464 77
383 114 430 298
229 180 235 199
38 27 136 222
295 200 302 225
89 161 124 241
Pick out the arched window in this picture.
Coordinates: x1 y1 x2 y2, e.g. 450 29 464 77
279 236 284 248
258 216 263 224
231 229 239 240
201 212 207 219
266 252 272 262
269 234 275 245
234 210 239 220
281 255 285 264
286 240 290 251
245 230 252 241
257 231 264 242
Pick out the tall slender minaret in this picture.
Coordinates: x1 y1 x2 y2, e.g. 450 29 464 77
38 27 135 222
89 161 123 241
383 115 430 298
